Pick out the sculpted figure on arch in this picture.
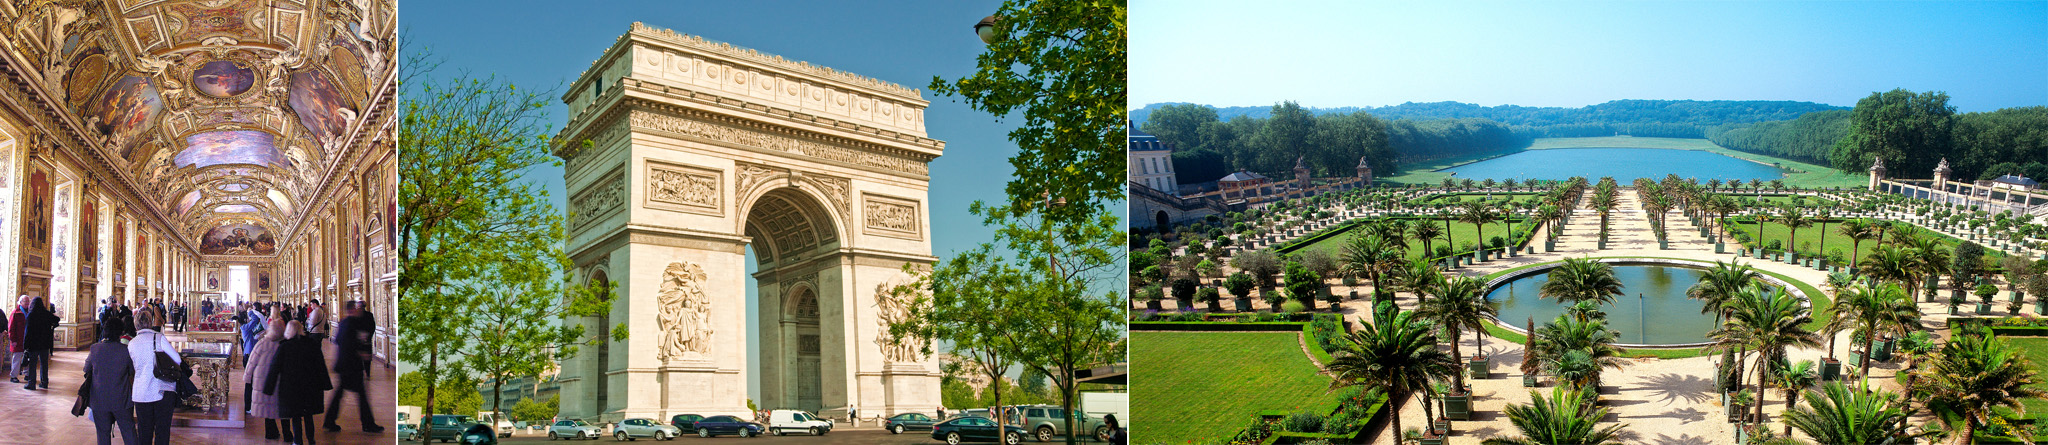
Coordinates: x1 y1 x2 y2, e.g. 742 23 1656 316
657 261 713 361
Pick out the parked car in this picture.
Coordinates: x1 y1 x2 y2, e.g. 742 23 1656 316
548 419 603 440
476 411 516 437
693 415 766 438
462 424 498 445
885 412 938 434
399 423 420 442
615 417 683 441
767 409 833 436
932 416 1024 444
669 414 705 434
425 415 481 443
954 409 991 420
1011 405 1109 442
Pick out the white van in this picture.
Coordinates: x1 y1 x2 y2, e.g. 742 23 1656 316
767 409 833 436
475 411 516 437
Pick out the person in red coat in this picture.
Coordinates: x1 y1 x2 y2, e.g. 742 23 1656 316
7 295 24 383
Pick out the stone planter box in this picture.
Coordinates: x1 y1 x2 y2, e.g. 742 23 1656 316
1715 243 1724 254
1233 298 1252 312
1873 337 1894 361
1432 417 1452 436
1821 358 1842 381
1444 394 1472 421
1978 303 1995 315
1469 356 1490 380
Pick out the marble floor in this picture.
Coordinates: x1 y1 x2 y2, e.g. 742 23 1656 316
0 334 395 445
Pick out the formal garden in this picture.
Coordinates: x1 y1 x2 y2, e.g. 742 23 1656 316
1131 173 2048 444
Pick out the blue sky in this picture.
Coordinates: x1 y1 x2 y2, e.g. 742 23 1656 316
1131 0 2048 112
404 0 1029 400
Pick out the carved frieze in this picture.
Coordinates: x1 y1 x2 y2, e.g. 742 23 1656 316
861 193 921 240
733 161 781 201
628 111 928 176
569 167 627 230
642 160 721 216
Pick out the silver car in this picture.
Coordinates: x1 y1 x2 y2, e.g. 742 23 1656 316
615 418 682 441
548 419 603 440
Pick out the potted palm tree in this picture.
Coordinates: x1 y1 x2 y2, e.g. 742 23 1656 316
1976 283 1998 315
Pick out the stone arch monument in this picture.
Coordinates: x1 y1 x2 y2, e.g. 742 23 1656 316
552 23 944 423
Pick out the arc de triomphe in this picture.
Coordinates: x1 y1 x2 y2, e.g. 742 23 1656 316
552 23 942 423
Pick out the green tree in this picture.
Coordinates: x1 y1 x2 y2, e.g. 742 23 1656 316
1830 89 1956 175
1480 386 1626 445
1771 360 1819 437
1143 103 1219 151
929 0 1126 224
1913 327 2048 445
1688 260 1761 321
509 394 560 424
1781 383 1912 444
1417 275 1498 390
1714 285 1821 424
1539 258 1624 306
398 371 482 416
889 203 1125 445
1325 304 1458 445
397 53 617 442
1823 284 1920 384
1340 233 1404 301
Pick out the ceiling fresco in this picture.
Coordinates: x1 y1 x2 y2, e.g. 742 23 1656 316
177 130 287 168
4 0 396 254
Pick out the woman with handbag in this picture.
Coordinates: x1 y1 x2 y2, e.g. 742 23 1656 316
127 310 182 445
266 320 330 445
82 326 135 445
245 309 289 440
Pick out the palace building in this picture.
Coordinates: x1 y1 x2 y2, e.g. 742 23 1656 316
0 0 395 358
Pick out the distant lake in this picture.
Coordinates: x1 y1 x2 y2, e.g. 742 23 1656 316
1440 148 1788 182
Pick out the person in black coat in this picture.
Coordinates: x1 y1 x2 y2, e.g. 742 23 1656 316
82 327 135 445
22 297 59 390
265 321 330 445
324 302 383 432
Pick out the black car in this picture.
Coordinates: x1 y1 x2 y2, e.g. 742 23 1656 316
930 416 1024 444
669 414 706 433
693 415 765 438
885 413 938 434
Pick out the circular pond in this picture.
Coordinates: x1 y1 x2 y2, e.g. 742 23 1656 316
1488 263 1723 346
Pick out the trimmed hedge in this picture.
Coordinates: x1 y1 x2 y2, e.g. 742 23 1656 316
1131 322 1309 332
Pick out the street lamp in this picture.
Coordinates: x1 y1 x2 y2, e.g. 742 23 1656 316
974 15 999 44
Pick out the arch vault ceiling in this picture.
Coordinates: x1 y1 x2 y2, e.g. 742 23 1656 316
7 0 394 255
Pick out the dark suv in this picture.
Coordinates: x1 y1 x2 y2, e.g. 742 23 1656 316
669 414 706 434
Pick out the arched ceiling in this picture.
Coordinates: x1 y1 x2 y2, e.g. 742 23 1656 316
11 0 394 255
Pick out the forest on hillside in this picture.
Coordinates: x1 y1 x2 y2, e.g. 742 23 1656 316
1143 102 1528 184
1707 90 2048 182
1132 99 1846 140
1142 92 2048 185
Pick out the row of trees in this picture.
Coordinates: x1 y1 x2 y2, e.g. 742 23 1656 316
1134 99 1844 131
1707 89 2048 182
1142 102 1530 184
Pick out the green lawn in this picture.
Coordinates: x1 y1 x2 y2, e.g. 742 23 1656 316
2005 337 2048 422
1290 219 1528 260
1720 219 2000 264
1132 331 1344 445
1527 137 1868 189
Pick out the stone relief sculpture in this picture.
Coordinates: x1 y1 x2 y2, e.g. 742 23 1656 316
657 261 714 361
874 274 926 363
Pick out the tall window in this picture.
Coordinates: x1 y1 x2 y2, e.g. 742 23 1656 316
230 265 251 303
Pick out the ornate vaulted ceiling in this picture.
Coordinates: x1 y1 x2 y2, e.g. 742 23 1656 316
6 0 393 256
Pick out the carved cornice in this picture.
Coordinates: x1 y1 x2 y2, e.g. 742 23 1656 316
554 77 943 177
